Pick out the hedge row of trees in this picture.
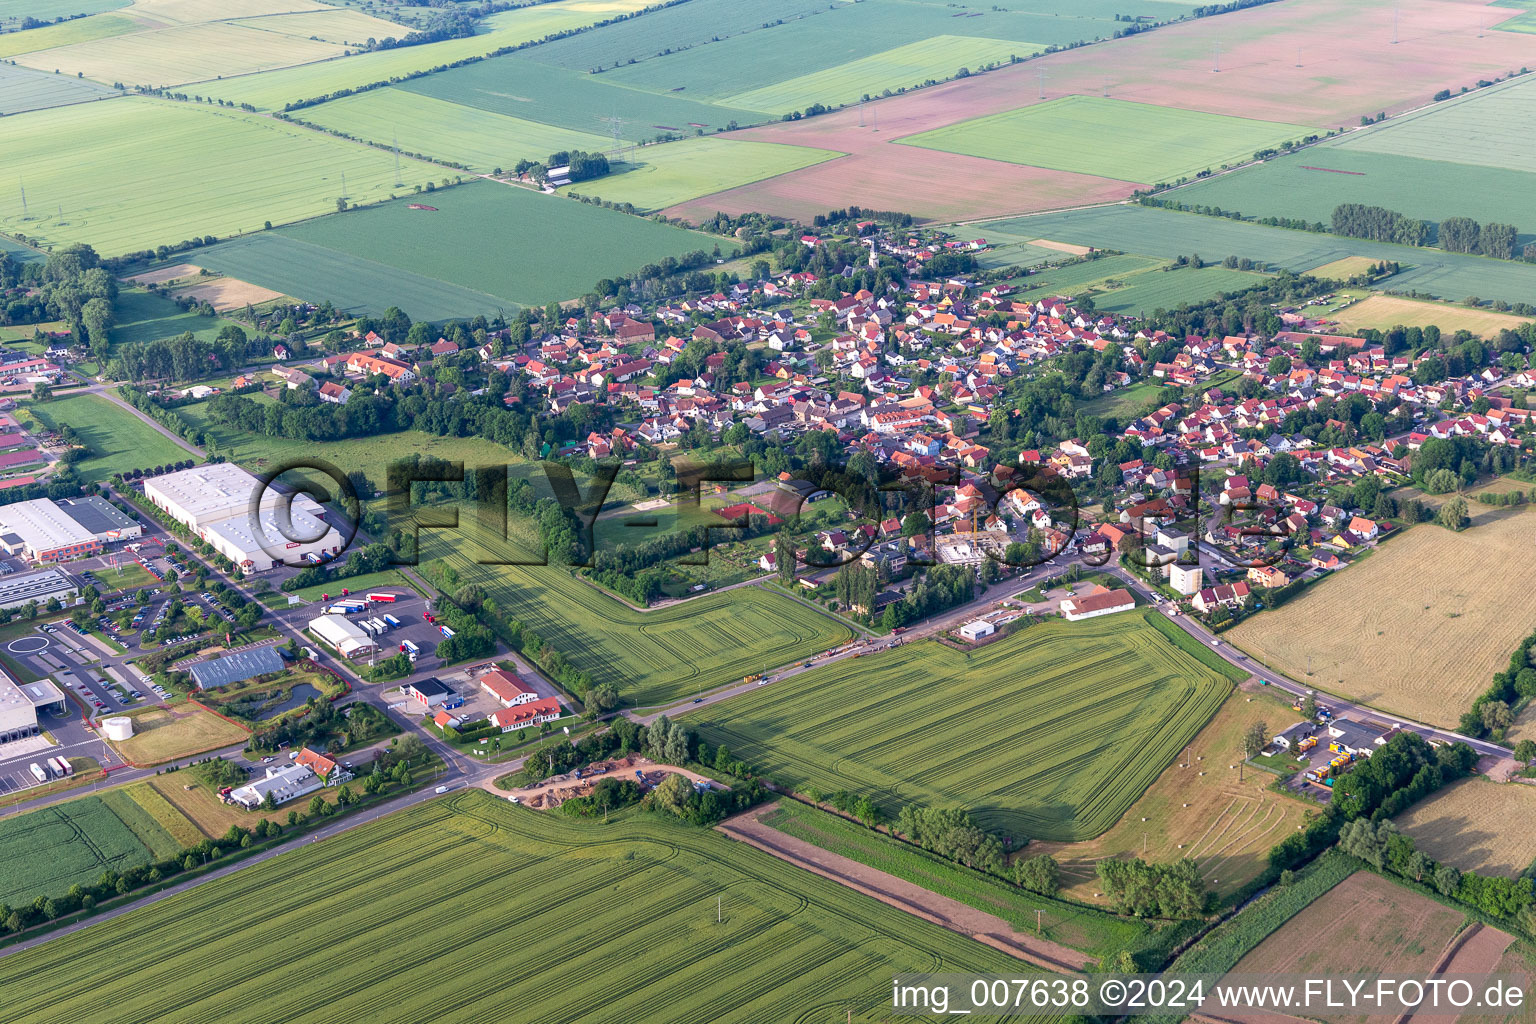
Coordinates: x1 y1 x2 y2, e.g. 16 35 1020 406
1339 818 1535 928
1459 627 1536 740
1330 203 1431 247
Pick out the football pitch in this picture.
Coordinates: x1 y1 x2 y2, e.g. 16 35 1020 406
697 614 1235 842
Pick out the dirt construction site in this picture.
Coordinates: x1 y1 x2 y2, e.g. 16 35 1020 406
498 755 724 809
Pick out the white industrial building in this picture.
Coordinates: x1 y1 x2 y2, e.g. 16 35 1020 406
958 619 994 641
0 496 141 563
0 567 78 611
308 613 375 658
229 762 323 809
0 672 62 747
143 463 345 572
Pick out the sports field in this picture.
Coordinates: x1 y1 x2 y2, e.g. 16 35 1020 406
0 97 444 255
1031 688 1311 902
697 615 1234 841
1396 778 1536 878
1331 294 1534 335
1227 509 1536 729
900 96 1315 185
22 392 195 482
186 234 508 321
0 792 183 906
1171 148 1536 246
0 60 118 114
723 35 1036 114
423 530 854 708
569 136 841 211
398 55 762 138
972 205 1536 306
269 180 733 307
0 794 1054 1024
294 87 614 172
112 704 250 765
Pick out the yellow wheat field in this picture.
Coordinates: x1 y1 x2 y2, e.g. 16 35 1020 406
1397 778 1536 877
1228 510 1536 728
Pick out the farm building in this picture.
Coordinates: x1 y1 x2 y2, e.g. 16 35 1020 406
187 645 287 690
489 696 562 733
229 762 322 809
480 668 538 707
143 463 344 572
1168 563 1203 596
308 614 375 658
1060 588 1135 621
0 567 78 611
404 678 460 710
0 496 140 562
958 619 994 641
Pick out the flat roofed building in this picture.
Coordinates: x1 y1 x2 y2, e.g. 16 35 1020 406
188 645 286 690
0 495 139 562
0 567 77 611
145 463 344 571
308 614 374 658
230 763 323 809
0 671 40 746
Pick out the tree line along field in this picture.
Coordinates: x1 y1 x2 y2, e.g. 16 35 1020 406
1169 148 1536 248
899 96 1317 187
1226 508 1536 730
1030 688 1313 903
697 614 1235 842
0 97 446 256
0 9 133 55
0 793 1060 1024
422 529 854 708
0 788 194 906
20 392 195 483
1396 778 1536 878
972 205 1536 307
267 179 733 309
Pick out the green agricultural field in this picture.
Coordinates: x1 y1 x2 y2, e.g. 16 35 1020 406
399 55 762 138
697 615 1234 842
0 233 43 262
193 0 658 111
569 136 841 211
21 393 196 482
1171 148 1536 246
111 287 246 348
1090 264 1270 314
0 0 127 23
0 97 445 256
969 205 1536 306
0 60 118 114
519 0 834 73
900 96 1316 185
723 35 1037 114
0 794 1056 1024
186 234 509 321
0 794 170 906
423 530 854 707
761 800 1154 960
0 10 133 56
294 87 615 173
600 0 1079 104
1327 73 1536 173
1011 253 1166 298
270 180 733 308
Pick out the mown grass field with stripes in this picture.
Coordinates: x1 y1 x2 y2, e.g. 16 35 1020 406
0 787 199 905
0 793 1057 1024
422 531 854 708
697 616 1234 842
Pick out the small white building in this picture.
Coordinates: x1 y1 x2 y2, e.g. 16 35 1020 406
958 619 994 642
1168 563 1203 596
1060 588 1136 622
